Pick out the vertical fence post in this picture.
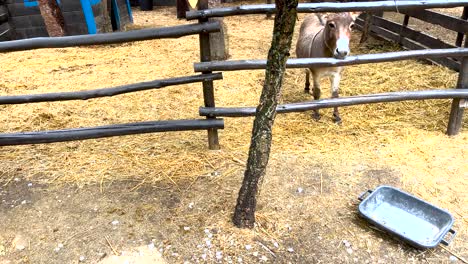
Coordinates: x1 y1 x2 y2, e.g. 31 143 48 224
447 38 467 136
198 0 220 150
455 7 467 47
398 14 410 44
266 0 272 19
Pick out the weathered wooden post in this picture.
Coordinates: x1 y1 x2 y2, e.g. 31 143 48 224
208 0 229 60
455 7 467 47
398 14 410 44
447 38 467 135
198 0 220 149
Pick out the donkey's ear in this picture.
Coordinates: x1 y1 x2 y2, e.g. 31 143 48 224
317 12 331 25
350 12 362 21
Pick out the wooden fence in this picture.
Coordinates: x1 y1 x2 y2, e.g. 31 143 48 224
191 0 468 149
0 0 467 151
355 7 468 71
0 21 225 146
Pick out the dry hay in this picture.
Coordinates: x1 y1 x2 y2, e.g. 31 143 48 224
0 5 467 261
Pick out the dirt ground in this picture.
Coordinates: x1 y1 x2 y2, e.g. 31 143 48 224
0 3 467 264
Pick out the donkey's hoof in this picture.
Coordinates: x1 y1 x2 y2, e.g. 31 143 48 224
332 115 342 125
312 111 321 121
304 87 310 93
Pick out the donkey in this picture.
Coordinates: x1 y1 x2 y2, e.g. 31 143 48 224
296 12 360 123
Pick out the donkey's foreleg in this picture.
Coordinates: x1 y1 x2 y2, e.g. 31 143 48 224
330 73 342 124
305 69 310 92
312 71 321 121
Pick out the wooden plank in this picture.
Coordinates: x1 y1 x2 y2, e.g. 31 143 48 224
0 119 225 146
0 22 12 41
456 7 467 47
355 19 461 71
0 73 223 105
0 5 7 23
371 16 455 49
185 0 468 20
199 89 468 117
401 9 468 33
0 21 221 52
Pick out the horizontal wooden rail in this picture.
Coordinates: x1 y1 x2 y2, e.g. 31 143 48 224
199 89 468 117
194 48 468 72
0 119 224 146
186 0 468 20
0 21 221 52
0 73 223 105
401 9 468 33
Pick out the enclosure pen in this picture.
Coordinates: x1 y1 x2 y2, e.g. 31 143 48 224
191 0 468 137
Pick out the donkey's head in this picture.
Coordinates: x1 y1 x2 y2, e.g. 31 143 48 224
321 12 360 59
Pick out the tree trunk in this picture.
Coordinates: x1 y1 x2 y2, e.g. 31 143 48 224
177 0 190 19
37 0 66 37
232 0 298 228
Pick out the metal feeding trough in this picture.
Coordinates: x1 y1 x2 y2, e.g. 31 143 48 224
358 186 456 249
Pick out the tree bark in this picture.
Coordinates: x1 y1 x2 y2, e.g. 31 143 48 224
37 0 66 37
177 0 190 19
232 0 298 228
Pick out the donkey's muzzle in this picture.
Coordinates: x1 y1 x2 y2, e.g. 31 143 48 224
334 38 350 59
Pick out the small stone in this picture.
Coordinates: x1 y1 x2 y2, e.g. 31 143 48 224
183 226 190 231
216 251 223 260
111 220 119 225
346 248 353 254
188 202 194 209
245 244 252 250
449 255 458 262
58 243 64 248
27 183 33 187
287 247 294 253
343 240 351 248
12 235 27 251
16 245 26 251
21 200 27 205
205 240 211 247
296 187 304 193
148 242 155 250
237 257 243 263
201 253 207 260
79 256 85 262
260 255 268 261
273 241 279 248
252 252 258 257
14 178 20 182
